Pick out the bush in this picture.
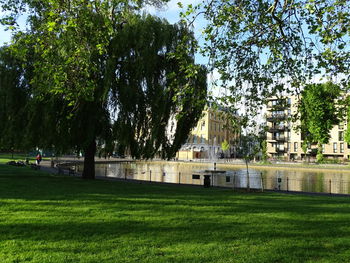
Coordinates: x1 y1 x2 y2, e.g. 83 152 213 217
259 160 271 165
316 153 324 163
318 157 342 164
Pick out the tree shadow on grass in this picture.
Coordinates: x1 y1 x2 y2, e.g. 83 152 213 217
1 214 350 262
2 165 350 262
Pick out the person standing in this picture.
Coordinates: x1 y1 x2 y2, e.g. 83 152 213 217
36 153 42 165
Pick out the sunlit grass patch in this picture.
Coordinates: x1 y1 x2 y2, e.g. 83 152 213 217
1 164 350 262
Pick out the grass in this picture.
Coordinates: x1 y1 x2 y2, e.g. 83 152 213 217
0 153 32 163
1 162 350 262
0 153 50 164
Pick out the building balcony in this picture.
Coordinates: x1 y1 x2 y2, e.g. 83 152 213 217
267 135 286 141
268 125 287 132
276 147 286 153
267 104 287 110
266 113 286 121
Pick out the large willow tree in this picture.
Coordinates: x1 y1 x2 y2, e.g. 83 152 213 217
110 16 207 159
0 1 207 179
0 47 31 152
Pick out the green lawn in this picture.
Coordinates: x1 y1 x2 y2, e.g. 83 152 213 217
0 153 49 164
0 153 32 163
1 164 350 263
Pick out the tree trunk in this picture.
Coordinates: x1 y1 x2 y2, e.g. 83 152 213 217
82 139 96 179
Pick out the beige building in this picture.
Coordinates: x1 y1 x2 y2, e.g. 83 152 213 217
266 96 350 160
177 107 240 160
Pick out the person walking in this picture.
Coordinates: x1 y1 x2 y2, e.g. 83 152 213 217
36 153 42 165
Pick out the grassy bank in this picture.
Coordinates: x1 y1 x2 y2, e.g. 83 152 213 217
1 164 350 262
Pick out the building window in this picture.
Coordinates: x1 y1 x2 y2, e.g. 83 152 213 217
287 142 291 151
201 121 205 130
333 143 337 153
340 143 344 153
194 135 197 144
201 135 205 144
339 131 344 141
192 174 200 180
277 143 284 151
287 98 291 105
339 123 344 130
322 144 325 153
294 142 298 152
275 132 280 140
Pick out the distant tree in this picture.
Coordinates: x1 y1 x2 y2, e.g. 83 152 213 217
221 140 229 151
220 139 230 158
344 97 350 152
180 0 350 125
299 82 341 162
239 134 260 191
261 140 268 162
301 140 312 163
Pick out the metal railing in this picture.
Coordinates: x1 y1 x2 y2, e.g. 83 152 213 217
92 166 350 195
266 113 286 119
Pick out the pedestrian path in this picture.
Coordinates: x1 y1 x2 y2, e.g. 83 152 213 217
39 160 81 177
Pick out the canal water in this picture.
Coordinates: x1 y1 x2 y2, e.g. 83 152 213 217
83 161 350 195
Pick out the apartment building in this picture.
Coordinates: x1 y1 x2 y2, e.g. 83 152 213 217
266 96 350 160
177 107 240 160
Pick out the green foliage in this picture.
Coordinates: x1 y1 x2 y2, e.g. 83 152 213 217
221 139 229 151
317 157 342 164
316 152 325 163
109 16 207 159
0 0 207 178
301 141 308 155
0 47 31 151
261 140 268 162
239 134 260 162
345 127 350 145
345 96 350 145
299 82 341 153
181 0 350 123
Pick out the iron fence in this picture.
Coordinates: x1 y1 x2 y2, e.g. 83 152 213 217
90 165 350 195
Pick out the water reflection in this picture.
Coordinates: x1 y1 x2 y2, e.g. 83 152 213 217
91 161 350 195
